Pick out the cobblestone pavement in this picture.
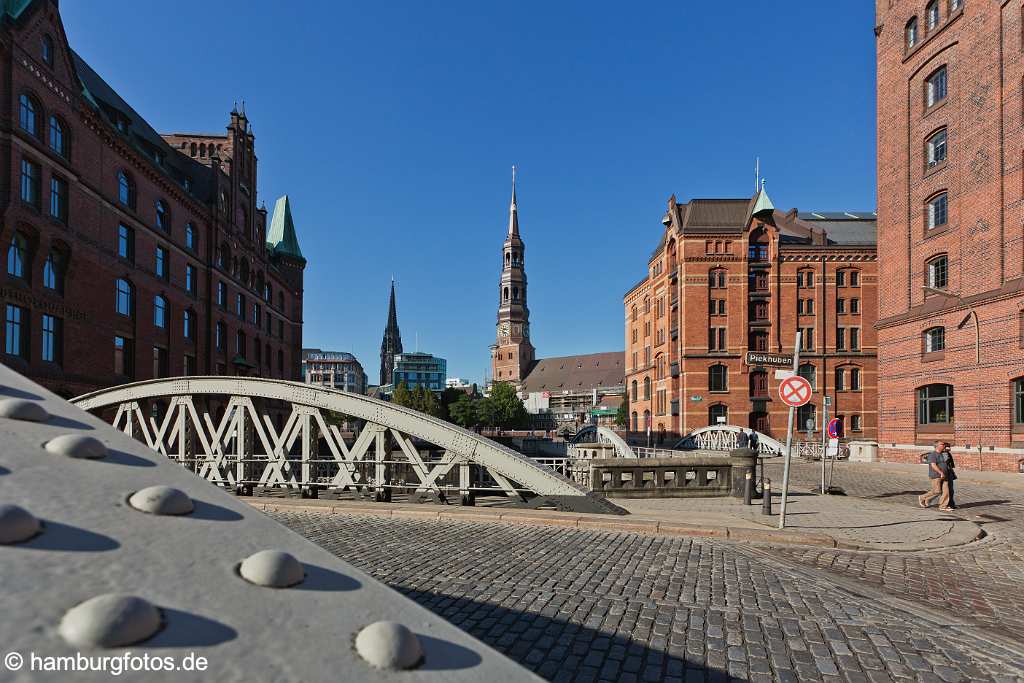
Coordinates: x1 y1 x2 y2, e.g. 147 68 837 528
763 461 1024 643
273 510 1024 682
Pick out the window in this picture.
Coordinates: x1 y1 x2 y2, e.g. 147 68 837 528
835 368 845 392
117 224 134 262
797 270 814 288
851 367 861 390
949 0 962 11
217 281 226 308
643 376 651 401
186 264 196 295
41 314 60 364
709 327 727 351
837 298 846 314
797 403 817 433
5 305 27 358
709 404 728 426
802 299 814 315
918 384 954 424
926 129 947 167
927 192 948 229
7 233 27 278
183 309 194 340
927 255 948 289
153 295 167 328
236 331 246 356
751 331 768 352
631 380 638 401
185 223 196 251
1016 378 1024 424
236 293 245 319
21 158 40 207
836 270 846 287
184 354 196 376
115 278 133 317
215 322 225 351
906 17 918 49
41 35 53 66
798 363 817 390
19 94 38 137
926 66 947 107
156 200 169 231
252 303 261 326
43 251 63 293
800 327 815 351
114 336 133 377
709 364 728 392
152 347 168 378
118 170 135 209
837 327 847 351
48 116 68 158
851 414 862 432
851 298 860 314
155 246 169 280
750 370 768 397
709 269 726 288
49 175 68 222
926 0 940 29
850 328 860 351
925 326 945 352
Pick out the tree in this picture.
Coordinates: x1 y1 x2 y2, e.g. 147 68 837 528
420 387 441 418
477 397 498 429
449 393 478 428
615 396 629 429
391 382 413 408
488 381 529 430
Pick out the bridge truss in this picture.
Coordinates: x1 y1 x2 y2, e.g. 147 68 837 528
72 377 623 515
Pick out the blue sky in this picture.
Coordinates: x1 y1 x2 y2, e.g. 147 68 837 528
61 1 876 385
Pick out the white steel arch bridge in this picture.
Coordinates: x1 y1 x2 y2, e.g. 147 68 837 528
72 377 625 515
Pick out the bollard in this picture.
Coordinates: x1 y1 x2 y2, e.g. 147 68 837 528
744 471 753 506
762 479 772 515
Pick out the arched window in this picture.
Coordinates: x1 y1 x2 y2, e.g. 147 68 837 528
631 380 638 401
118 170 135 208
43 250 64 294
185 222 196 251
709 268 726 288
190 142 197 157
18 94 38 137
200 143 207 158
631 411 638 431
797 269 814 289
643 409 651 430
183 309 194 340
49 116 68 157
906 17 918 49
926 65 947 107
503 287 509 302
115 278 134 317
927 255 948 289
155 200 170 231
709 403 728 426
835 367 845 392
505 252 510 266
918 384 954 424
949 0 962 11
153 295 167 328
643 376 651 401
512 286 519 301
41 35 53 66
926 128 947 168
924 326 945 353
709 364 728 392
850 367 861 390
926 0 939 30
926 192 948 230
1014 377 1024 425
798 363 816 390
7 233 27 279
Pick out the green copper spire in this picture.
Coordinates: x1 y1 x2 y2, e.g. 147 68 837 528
750 181 775 220
267 195 305 263
2 0 33 20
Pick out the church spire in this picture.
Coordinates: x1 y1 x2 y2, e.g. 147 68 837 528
380 279 403 386
508 165 519 237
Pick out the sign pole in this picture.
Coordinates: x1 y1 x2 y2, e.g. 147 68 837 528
778 332 802 529
820 399 830 494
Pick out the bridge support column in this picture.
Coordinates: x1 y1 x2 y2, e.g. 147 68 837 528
459 461 475 506
729 448 757 499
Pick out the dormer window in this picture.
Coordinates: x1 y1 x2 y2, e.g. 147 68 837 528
41 35 54 67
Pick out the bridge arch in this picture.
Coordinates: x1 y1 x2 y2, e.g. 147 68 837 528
674 424 783 456
568 425 635 458
72 377 623 514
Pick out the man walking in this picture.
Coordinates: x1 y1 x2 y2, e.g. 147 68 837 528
918 440 948 509
736 429 750 449
748 429 759 452
940 442 956 511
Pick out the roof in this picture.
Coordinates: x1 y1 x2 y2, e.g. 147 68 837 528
798 211 878 246
519 351 625 393
71 51 213 203
267 195 305 262
681 199 751 229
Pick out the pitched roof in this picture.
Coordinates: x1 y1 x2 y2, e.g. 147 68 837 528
681 199 751 229
267 195 305 262
797 211 878 245
519 351 625 393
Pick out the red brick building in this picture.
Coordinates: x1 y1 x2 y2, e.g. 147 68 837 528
875 0 1024 470
624 188 878 444
0 0 305 398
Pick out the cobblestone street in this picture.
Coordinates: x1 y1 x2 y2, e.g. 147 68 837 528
273 466 1024 683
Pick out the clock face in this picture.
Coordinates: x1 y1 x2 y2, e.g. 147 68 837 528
499 322 510 336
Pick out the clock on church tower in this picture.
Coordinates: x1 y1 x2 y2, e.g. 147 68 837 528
491 167 535 385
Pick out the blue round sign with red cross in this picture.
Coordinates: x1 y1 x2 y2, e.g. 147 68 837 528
827 417 842 439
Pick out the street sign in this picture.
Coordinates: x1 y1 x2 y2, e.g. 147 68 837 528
826 438 839 458
778 376 812 408
827 417 842 439
774 370 794 380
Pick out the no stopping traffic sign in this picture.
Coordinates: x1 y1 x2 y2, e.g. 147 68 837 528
778 376 812 407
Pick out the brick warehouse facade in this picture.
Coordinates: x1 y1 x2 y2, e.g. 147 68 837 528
624 189 878 445
0 0 305 398
876 0 1024 470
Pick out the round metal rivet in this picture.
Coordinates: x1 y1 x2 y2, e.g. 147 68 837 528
0 504 41 544
0 398 49 422
59 594 161 648
238 550 304 588
355 621 424 670
128 486 193 516
45 434 108 459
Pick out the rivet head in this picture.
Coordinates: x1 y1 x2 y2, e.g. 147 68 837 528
0 398 49 422
0 504 41 544
128 486 193 516
355 621 424 670
59 594 161 648
45 434 108 459
239 549 304 588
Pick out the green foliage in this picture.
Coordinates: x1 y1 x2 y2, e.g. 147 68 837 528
391 382 413 408
448 393 478 428
488 381 529 430
615 396 629 428
476 397 498 429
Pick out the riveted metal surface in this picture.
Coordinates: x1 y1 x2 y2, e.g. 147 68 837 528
1 365 537 682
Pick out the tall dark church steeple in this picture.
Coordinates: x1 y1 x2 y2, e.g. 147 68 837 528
491 167 536 384
380 279 403 385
